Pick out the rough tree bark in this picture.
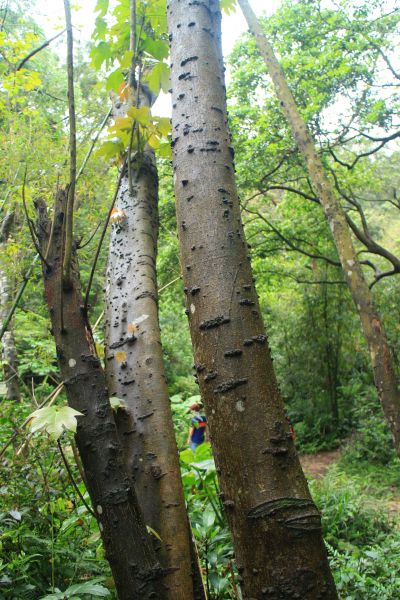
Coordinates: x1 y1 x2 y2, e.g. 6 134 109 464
0 211 21 401
238 0 400 456
167 0 338 598
105 93 204 600
36 190 166 600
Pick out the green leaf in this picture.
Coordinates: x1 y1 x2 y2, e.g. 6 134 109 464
94 16 107 40
90 41 112 70
40 577 110 599
96 140 125 159
220 0 237 15
142 38 169 61
146 62 170 94
110 396 127 411
155 117 171 137
180 448 195 464
203 507 216 529
106 68 124 92
157 142 172 159
119 50 134 69
95 0 109 17
29 405 83 439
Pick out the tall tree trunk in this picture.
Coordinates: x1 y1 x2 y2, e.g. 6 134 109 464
35 191 166 600
238 0 400 455
105 101 204 598
0 211 21 401
167 1 338 598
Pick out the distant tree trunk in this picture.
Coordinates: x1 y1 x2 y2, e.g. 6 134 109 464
105 93 205 600
35 191 166 600
168 1 338 598
238 0 400 456
0 211 21 401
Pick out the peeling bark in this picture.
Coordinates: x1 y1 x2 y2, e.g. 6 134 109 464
167 1 338 597
239 0 400 457
36 191 166 600
105 94 205 600
0 211 21 401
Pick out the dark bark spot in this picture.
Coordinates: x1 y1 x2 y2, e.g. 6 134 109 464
204 371 218 382
252 335 267 344
239 298 255 306
214 378 248 394
180 56 198 66
199 316 230 330
224 349 242 358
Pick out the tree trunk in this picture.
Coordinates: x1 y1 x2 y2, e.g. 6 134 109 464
35 191 166 600
167 1 338 598
0 211 21 401
238 0 400 456
105 100 205 599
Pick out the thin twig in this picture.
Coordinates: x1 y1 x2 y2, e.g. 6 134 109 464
84 159 127 310
57 440 96 518
0 254 40 342
21 169 50 266
17 29 66 70
62 0 77 286
76 107 112 183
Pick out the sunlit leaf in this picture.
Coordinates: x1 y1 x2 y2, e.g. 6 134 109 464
106 68 124 92
146 62 170 94
29 405 83 439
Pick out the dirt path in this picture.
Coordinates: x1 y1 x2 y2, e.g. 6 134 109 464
300 448 341 479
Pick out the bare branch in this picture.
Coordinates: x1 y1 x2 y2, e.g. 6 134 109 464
17 29 66 71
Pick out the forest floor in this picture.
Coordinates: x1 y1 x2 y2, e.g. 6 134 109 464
300 448 342 479
300 448 400 518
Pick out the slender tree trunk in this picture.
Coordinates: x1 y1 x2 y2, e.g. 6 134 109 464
238 0 400 455
35 191 166 600
0 211 21 401
105 109 204 598
167 1 338 598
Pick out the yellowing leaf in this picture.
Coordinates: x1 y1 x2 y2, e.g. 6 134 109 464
115 351 126 363
127 106 151 126
155 117 171 137
147 133 160 149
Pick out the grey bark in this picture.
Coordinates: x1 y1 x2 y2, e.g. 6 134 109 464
0 211 21 401
105 94 205 600
167 0 338 598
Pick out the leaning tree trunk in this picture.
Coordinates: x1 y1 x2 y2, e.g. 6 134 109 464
35 191 166 600
167 0 338 598
105 94 204 600
238 0 400 456
0 211 21 401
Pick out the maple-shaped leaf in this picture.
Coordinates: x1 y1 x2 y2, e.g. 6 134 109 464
29 405 83 439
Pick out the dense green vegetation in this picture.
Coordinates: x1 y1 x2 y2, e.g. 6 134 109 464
1 0 399 597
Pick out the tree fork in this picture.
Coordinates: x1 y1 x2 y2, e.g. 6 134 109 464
35 190 166 600
238 0 400 456
167 0 338 597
